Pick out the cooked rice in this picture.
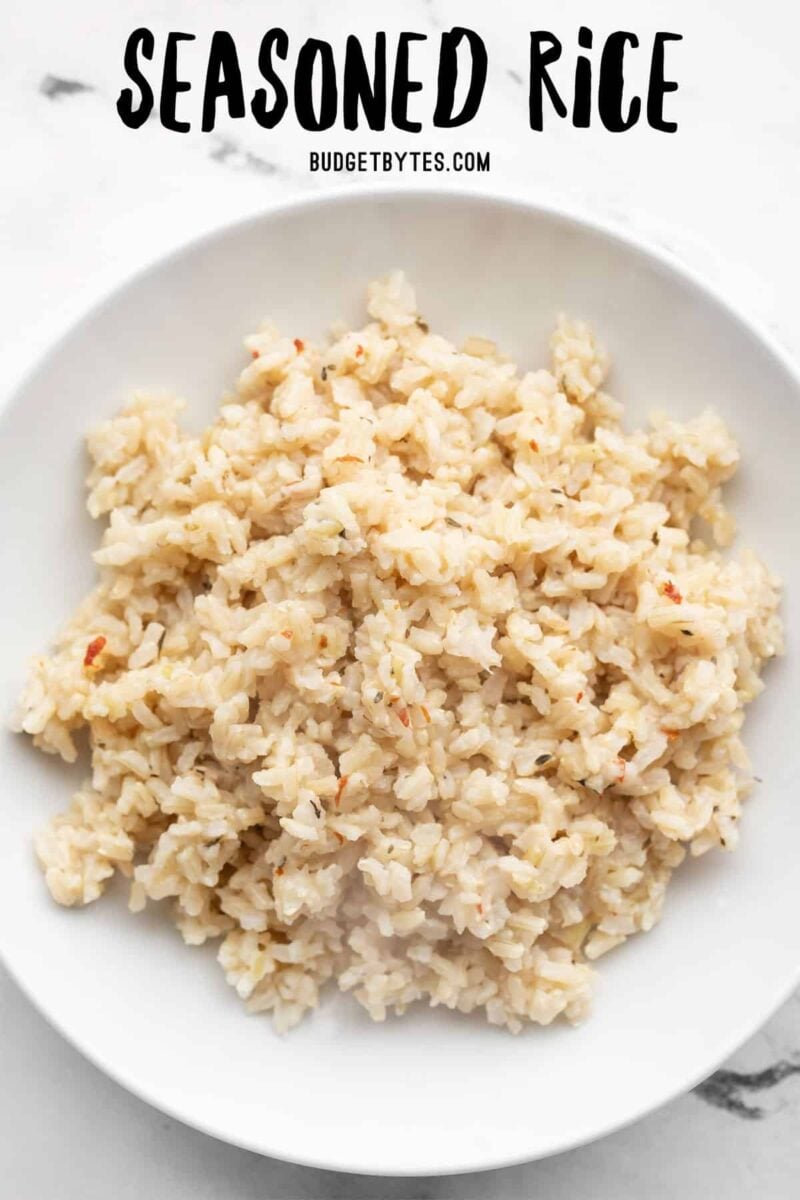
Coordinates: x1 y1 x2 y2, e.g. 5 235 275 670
17 272 782 1032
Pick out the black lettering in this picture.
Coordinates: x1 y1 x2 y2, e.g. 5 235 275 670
160 31 195 132
309 151 319 171
201 31 245 132
295 39 337 131
598 32 641 132
648 32 681 132
117 27 155 129
343 34 386 131
392 32 426 132
252 29 289 128
433 27 487 128
573 26 592 128
529 33 567 130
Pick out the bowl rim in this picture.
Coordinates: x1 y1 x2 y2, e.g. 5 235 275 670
2 182 799 1177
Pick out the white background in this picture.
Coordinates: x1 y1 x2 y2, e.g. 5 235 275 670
1 0 799 1195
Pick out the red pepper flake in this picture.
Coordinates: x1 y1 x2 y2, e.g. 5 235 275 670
575 691 584 703
661 727 679 740
335 775 349 806
355 344 364 358
333 831 345 845
293 338 304 353
477 902 484 915
529 438 539 452
397 707 411 728
334 455 364 463
662 580 683 605
615 757 627 784
275 866 284 877
250 349 260 360
320 635 328 648
281 629 293 639
420 705 431 723
83 636 106 668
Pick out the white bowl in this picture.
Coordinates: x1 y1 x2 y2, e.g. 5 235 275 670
1 190 798 1177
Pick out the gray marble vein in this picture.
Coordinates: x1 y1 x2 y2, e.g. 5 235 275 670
694 1060 800 1119
209 136 281 176
39 74 94 100
421 0 443 31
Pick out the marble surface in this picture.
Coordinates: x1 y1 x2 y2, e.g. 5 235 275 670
1 0 799 1194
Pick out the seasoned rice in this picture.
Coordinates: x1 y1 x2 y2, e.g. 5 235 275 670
17 272 782 1031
